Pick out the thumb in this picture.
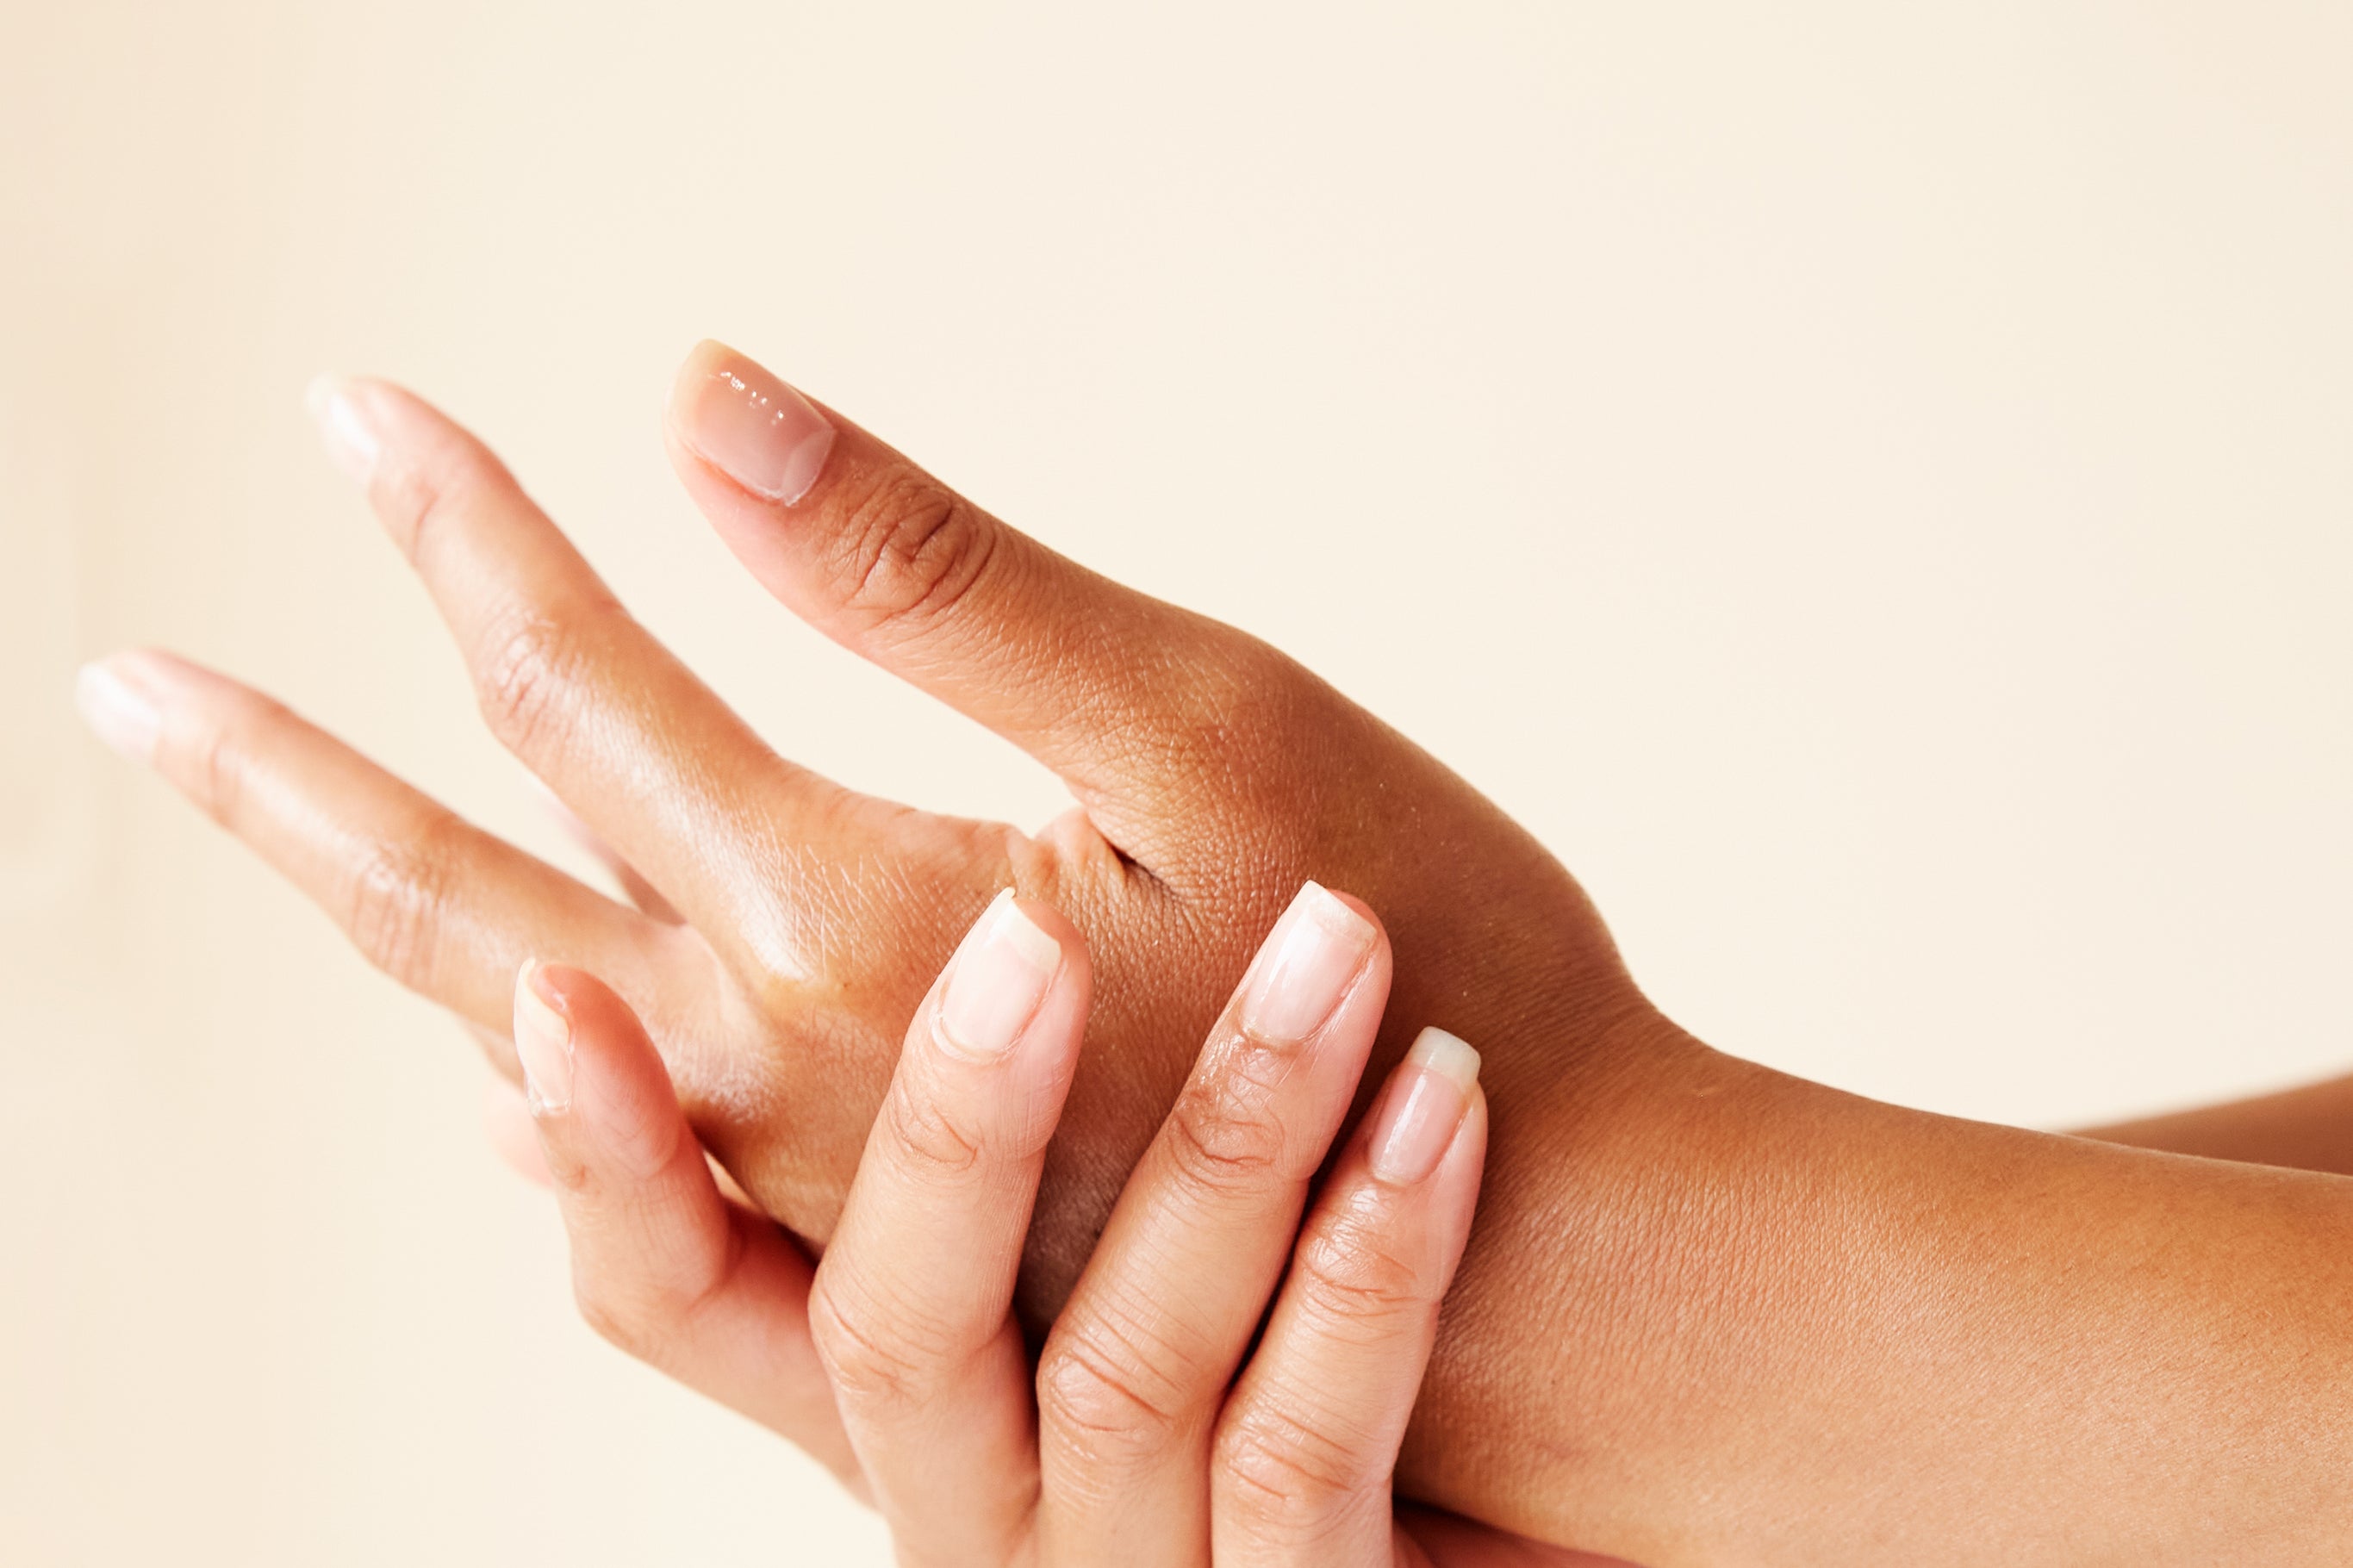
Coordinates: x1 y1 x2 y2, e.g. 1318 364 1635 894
662 339 1319 866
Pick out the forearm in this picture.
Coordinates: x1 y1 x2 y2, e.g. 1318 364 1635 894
2078 1072 2353 1175
1405 1026 2353 1565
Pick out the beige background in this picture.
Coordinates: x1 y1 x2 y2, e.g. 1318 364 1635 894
4 2 2350 1562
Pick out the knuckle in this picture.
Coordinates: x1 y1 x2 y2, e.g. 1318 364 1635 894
470 602 606 760
1035 1313 1192 1466
1215 1400 1375 1531
806 1275 956 1409
1161 1068 1290 1199
338 811 469 995
828 474 997 635
167 685 291 831
875 1072 987 1181
1286 1205 1433 1335
375 431 508 560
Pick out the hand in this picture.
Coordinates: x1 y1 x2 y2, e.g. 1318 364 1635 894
513 879 1616 1566
82 342 2353 1561
78 341 1659 1532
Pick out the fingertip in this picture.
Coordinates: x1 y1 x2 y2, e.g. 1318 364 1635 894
482 1073 555 1189
512 958 576 1115
524 963 692 1180
928 889 1092 1063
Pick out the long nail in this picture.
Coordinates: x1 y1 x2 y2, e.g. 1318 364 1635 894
666 341 837 506
513 960 575 1113
933 891 1061 1061
1238 881 1378 1047
305 375 382 485
75 655 165 764
1368 1028 1482 1185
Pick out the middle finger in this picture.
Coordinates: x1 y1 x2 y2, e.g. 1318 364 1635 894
308 375 897 982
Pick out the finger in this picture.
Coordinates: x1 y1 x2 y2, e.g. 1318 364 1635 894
482 1067 553 1187
1214 1030 1486 1568
76 648 685 1048
528 774 684 923
806 892 1089 1567
1032 880 1388 1567
663 339 1306 865
514 961 862 1489
308 374 895 980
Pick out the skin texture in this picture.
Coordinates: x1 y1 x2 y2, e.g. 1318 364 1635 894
85 343 2353 1564
512 888 1617 1565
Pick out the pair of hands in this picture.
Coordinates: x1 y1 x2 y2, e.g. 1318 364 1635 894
88 336 2353 1563
507 874 1595 1565
81 339 1654 1540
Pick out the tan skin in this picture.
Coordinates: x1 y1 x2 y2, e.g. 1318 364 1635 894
2086 1075 2353 1175
87 341 2353 1565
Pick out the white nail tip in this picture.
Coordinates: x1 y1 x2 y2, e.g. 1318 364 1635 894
972 887 1060 976
305 375 381 484
1405 1027 1482 1092
75 661 162 764
1298 880 1376 944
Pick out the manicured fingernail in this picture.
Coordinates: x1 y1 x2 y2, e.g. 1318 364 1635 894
513 960 574 1113
75 656 164 764
668 341 836 505
933 891 1061 1061
1369 1028 1481 1185
305 375 381 484
1239 881 1377 1046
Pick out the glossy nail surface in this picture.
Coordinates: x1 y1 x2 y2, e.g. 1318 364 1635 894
1369 1028 1481 1185
667 341 836 505
1239 881 1377 1046
933 892 1061 1060
514 960 575 1113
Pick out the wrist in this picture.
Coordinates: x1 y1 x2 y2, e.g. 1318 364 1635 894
1404 1017 2353 1565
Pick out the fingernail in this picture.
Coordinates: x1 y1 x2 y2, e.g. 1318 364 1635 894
75 656 164 764
1369 1028 1482 1185
933 891 1061 1061
305 375 381 485
513 960 574 1113
1239 881 1377 1046
667 341 837 505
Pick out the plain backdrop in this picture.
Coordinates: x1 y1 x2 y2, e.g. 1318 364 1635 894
4 2 2349 1562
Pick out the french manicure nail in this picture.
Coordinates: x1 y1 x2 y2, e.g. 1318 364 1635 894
934 892 1061 1061
667 342 837 505
1369 1028 1482 1185
305 375 381 485
74 656 164 764
513 960 574 1113
1238 881 1378 1046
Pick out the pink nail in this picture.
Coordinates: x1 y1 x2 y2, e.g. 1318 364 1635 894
933 892 1061 1060
667 341 837 505
513 960 575 1113
1368 1028 1481 1185
1238 882 1377 1046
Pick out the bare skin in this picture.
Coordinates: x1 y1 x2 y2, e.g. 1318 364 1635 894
510 886 1619 1565
80 342 2353 1565
2085 1073 2353 1176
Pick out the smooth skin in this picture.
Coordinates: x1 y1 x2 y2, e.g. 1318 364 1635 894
513 882 1618 1566
82 341 2353 1563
